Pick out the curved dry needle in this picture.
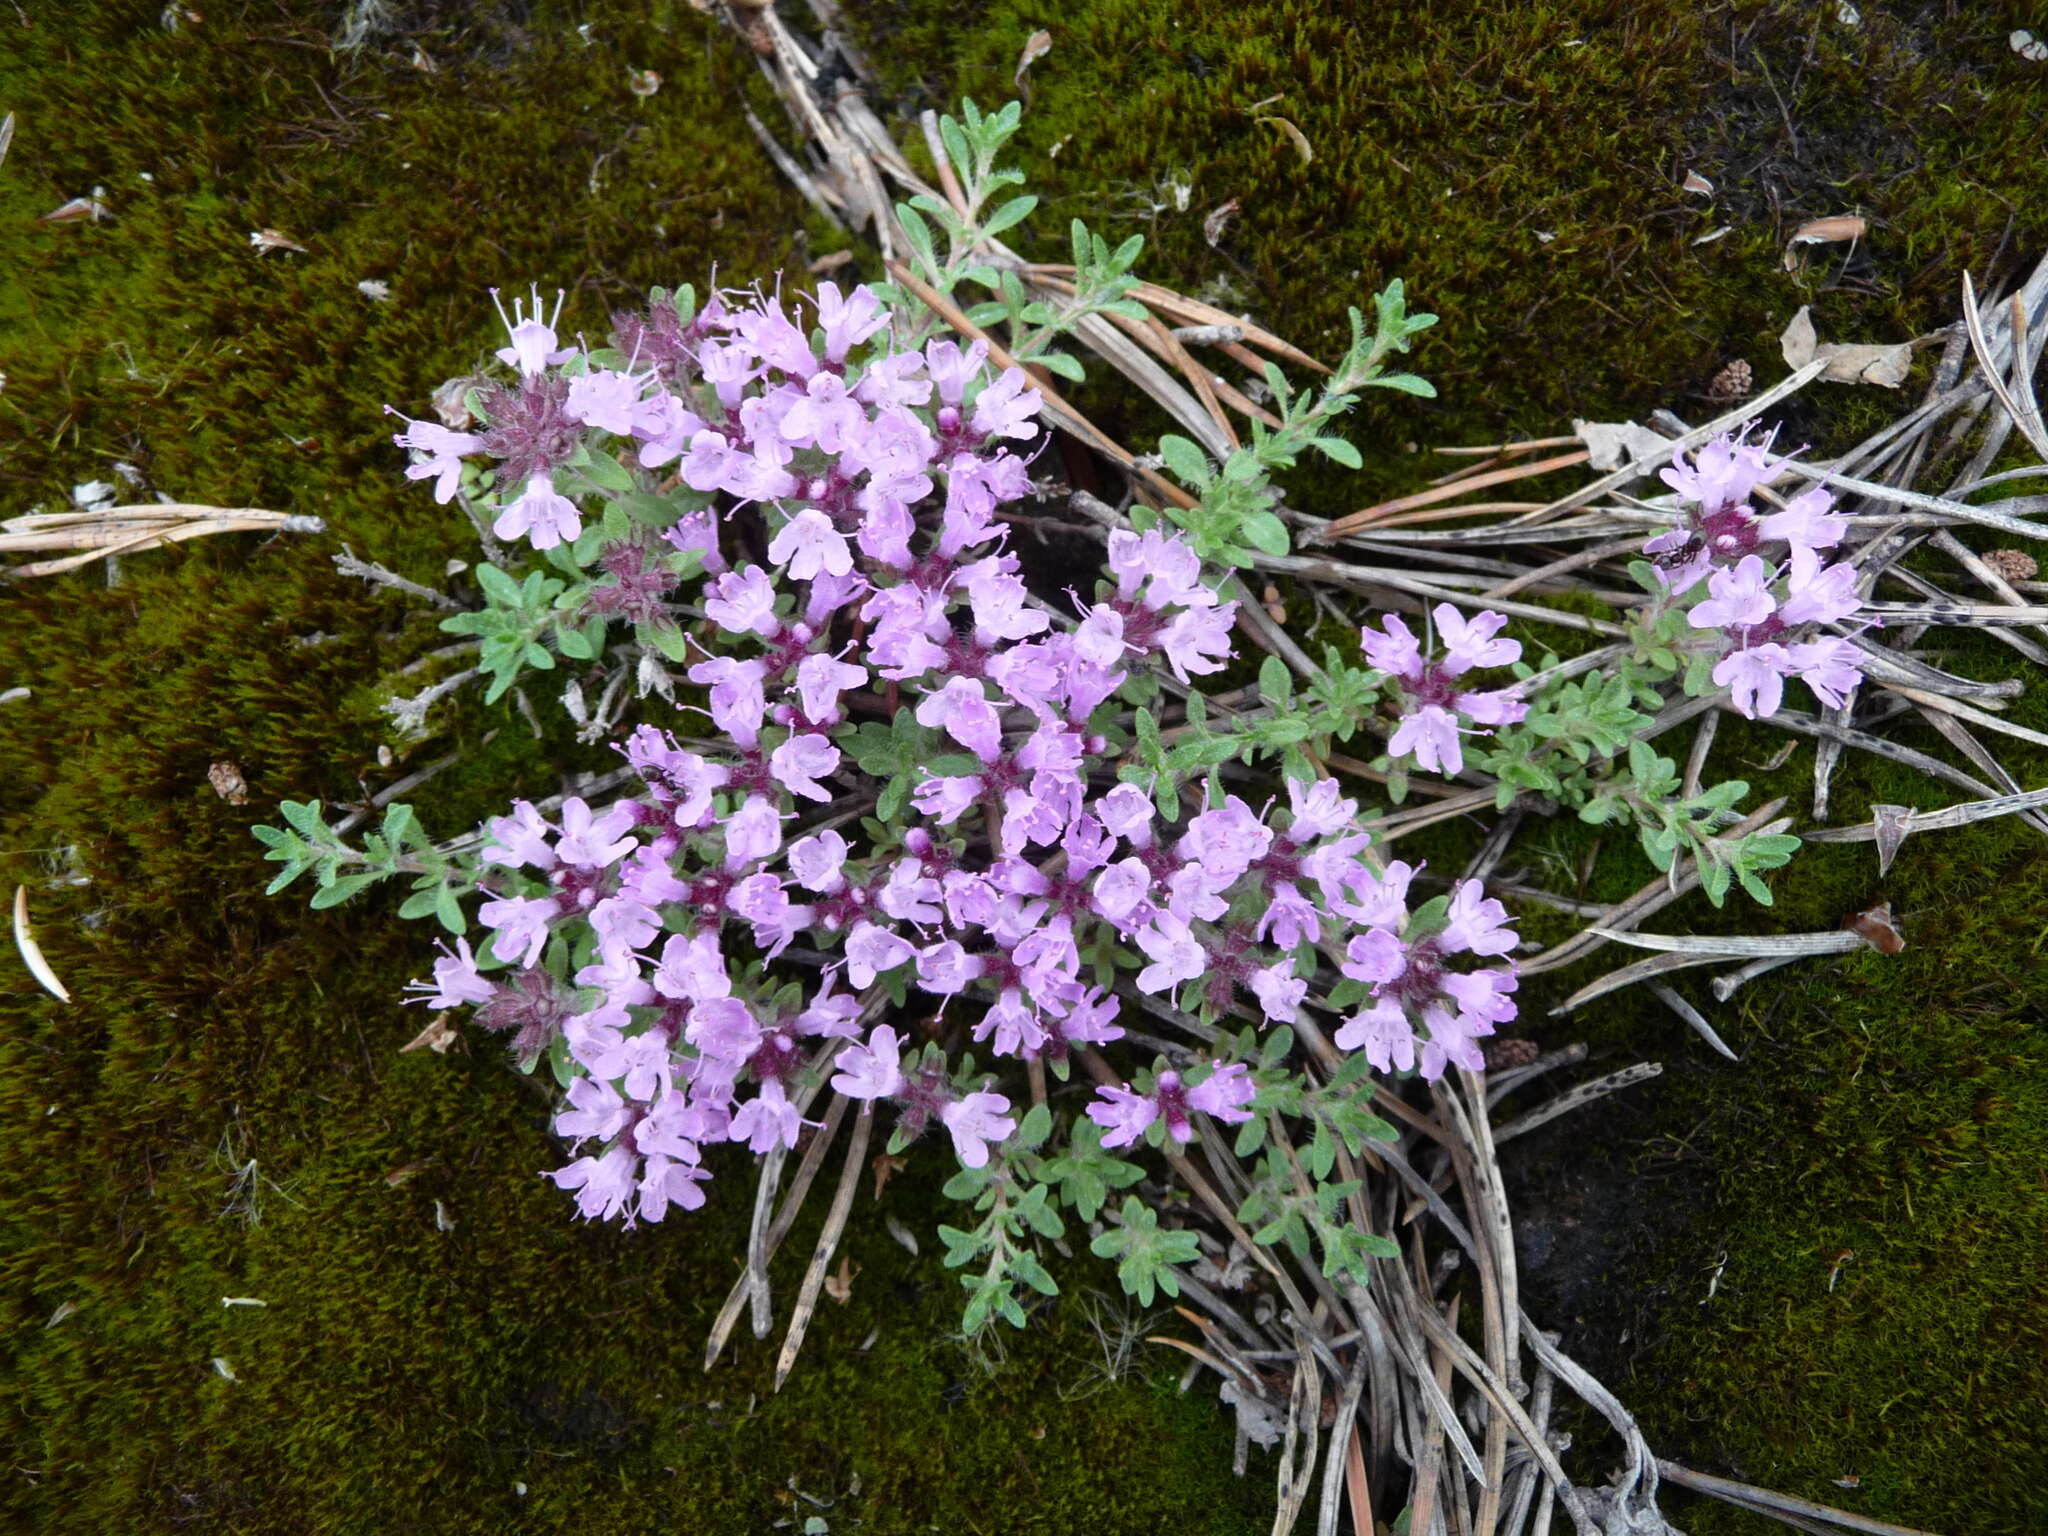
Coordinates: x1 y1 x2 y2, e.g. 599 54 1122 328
13 884 71 1003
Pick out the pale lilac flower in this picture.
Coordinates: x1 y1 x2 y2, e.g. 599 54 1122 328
723 794 784 868
484 800 557 871
917 940 985 994
479 893 558 969
1360 613 1426 679
812 281 889 362
1778 558 1862 627
688 655 768 747
703 565 781 636
797 978 864 1037
1713 643 1793 719
975 987 1046 1057
1436 604 1520 676
687 996 763 1062
406 936 497 1009
1256 882 1320 950
914 676 1004 762
1341 927 1408 987
547 1144 638 1222
1659 426 1782 513
1250 960 1307 1024
555 797 637 870
1442 881 1516 957
769 733 840 801
1085 1082 1158 1149
631 391 707 469
853 348 932 409
564 367 650 436
1074 605 1130 666
831 1024 906 1100
652 931 729 1001
1689 555 1776 631
637 1156 709 1221
1788 637 1864 708
730 873 804 956
390 415 482 503
1757 484 1843 558
1179 797 1272 882
729 1079 804 1154
1455 687 1527 727
1334 997 1416 1073
912 773 984 825
1440 968 1519 1033
494 472 582 550
779 371 865 453
940 1090 1015 1169
767 509 853 581
1097 784 1156 845
794 651 867 723
1158 603 1237 682
878 859 943 925
588 896 659 957
787 829 850 893
1135 914 1208 994
844 921 916 987
924 337 989 406
491 285 572 377
1388 702 1464 776
1284 776 1357 843
959 560 1049 643
1418 1009 1487 1078
1187 1064 1256 1124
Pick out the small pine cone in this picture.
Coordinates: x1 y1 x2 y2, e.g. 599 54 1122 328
1707 359 1754 401
1983 548 2039 583
1483 1038 1541 1072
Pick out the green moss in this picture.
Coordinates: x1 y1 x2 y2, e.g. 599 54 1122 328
834 4 2048 1531
0 7 1261 1531
849 0 2047 497
8 2 2048 1532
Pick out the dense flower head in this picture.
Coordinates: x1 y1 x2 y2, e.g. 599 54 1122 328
1648 427 1869 719
397 276 1524 1236
1363 604 1527 777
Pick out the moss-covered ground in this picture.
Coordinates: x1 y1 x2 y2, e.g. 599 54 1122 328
3 2 2046 1532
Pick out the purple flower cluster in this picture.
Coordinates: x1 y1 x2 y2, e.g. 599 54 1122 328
1331 870 1518 1078
1647 429 1868 719
1362 604 1527 776
402 279 1523 1228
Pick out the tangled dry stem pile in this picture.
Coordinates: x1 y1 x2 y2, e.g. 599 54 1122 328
668 6 2048 1535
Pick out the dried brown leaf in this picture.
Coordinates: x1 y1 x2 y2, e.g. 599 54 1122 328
13 885 70 1003
870 1151 907 1201
1681 170 1713 196
40 195 108 224
823 1253 859 1304
207 760 250 805
399 1012 459 1055
1843 901 1905 955
1013 29 1053 93
1202 197 1241 247
1573 419 1673 474
1788 215 1867 245
807 249 856 275
1779 305 1919 387
249 228 306 254
1256 115 1313 166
